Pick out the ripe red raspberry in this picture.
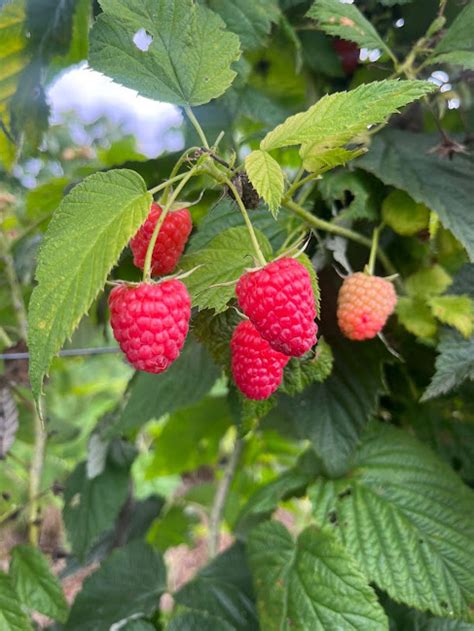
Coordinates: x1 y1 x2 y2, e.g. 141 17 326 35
130 202 192 276
337 272 397 341
109 280 191 373
231 320 289 400
332 38 359 75
236 258 318 357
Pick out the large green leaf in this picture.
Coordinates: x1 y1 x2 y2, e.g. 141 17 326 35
89 0 241 106
206 0 280 51
145 396 231 476
168 611 234 631
175 543 258 630
113 337 219 434
247 521 388 631
358 130 474 261
260 80 434 171
271 340 387 477
65 541 166 631
307 0 391 57
309 422 474 621
244 150 284 217
10 545 68 622
63 461 129 561
0 572 32 631
421 330 474 401
181 226 272 312
28 169 151 400
433 1 474 56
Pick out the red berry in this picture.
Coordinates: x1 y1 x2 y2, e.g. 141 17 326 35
337 272 397 341
236 258 318 357
109 280 191 373
231 320 289 400
333 38 359 75
130 202 192 276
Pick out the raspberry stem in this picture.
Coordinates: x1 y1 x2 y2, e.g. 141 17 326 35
367 225 382 275
184 105 209 149
224 176 267 267
148 171 193 196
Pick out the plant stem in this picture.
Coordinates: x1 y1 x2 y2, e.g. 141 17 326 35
0 232 46 546
0 325 12 347
367 225 382 275
224 177 267 267
143 166 201 282
208 437 243 559
284 198 397 277
148 171 193 196
184 105 209 149
159 146 201 204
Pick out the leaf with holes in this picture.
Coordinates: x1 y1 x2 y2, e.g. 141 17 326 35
89 0 241 106
309 422 474 621
247 521 388 630
245 150 284 217
0 383 18 459
28 169 151 400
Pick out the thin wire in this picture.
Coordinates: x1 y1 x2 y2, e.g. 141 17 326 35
0 347 120 360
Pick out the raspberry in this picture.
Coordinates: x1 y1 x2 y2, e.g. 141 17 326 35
231 320 289 400
236 258 318 357
337 272 397 341
332 38 359 75
109 280 191 373
130 202 192 276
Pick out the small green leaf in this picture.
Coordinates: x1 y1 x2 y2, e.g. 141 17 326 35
382 189 430 236
320 169 381 222
429 50 474 70
10 545 68 622
114 337 219 434
247 522 388 631
181 226 272 312
433 1 474 56
244 149 284 217
147 504 199 551
306 0 391 57
63 461 129 561
89 0 241 106
396 297 437 339
429 295 474 338
280 337 334 396
0 572 32 631
65 541 166 631
422 330 474 401
28 169 152 400
309 422 474 621
260 80 434 172
207 0 280 51
405 265 452 299
300 146 366 173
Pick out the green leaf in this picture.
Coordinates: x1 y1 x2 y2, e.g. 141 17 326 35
429 295 474 338
429 50 474 71
272 340 387 477
382 189 430 236
206 0 280 51
28 169 152 400
187 199 286 255
260 80 434 171
422 330 474 401
309 422 474 621
65 541 166 631
433 1 474 55
113 337 219 434
396 297 437 339
175 543 258 630
168 611 234 631
145 396 231 476
26 176 69 220
306 0 391 57
247 522 388 631
147 504 199 551
244 150 284 217
63 461 129 560
299 146 366 173
10 545 68 622
89 0 241 106
0 572 32 631
181 226 272 312
280 337 334 396
319 169 381 222
358 130 474 262
405 265 452 299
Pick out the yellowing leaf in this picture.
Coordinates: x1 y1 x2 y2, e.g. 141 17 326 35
429 295 474 338
244 149 284 217
405 265 452 299
396 297 437 339
382 189 430 236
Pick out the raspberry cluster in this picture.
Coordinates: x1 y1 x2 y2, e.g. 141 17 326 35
232 258 318 400
337 272 397 341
